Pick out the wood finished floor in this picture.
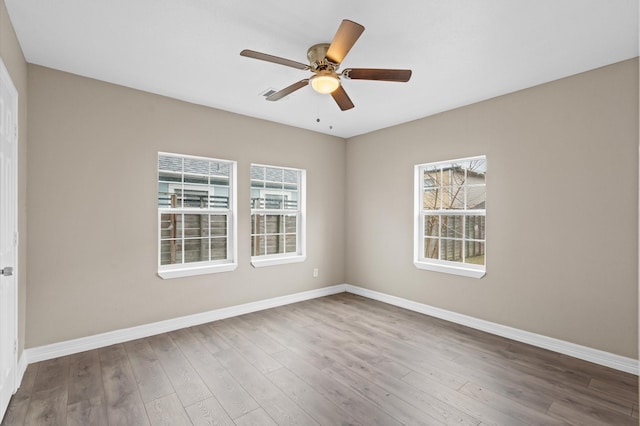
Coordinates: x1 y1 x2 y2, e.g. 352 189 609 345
2 293 638 425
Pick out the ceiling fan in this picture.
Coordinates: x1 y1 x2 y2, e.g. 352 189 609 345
240 19 412 111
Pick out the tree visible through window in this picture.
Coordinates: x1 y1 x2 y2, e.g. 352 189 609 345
415 156 486 278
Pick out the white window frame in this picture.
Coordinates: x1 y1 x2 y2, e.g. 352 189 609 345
157 152 237 279
250 164 306 268
414 155 486 278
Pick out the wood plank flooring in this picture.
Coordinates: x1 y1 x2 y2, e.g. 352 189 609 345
2 293 638 425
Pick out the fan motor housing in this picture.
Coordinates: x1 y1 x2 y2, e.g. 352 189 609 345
307 43 335 71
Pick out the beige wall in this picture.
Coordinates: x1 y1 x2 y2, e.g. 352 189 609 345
0 0 27 359
26 65 345 347
23 53 639 358
346 59 639 359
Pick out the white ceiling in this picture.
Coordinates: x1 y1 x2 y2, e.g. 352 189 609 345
5 0 639 138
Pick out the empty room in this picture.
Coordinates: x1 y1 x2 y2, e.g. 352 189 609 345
0 0 638 425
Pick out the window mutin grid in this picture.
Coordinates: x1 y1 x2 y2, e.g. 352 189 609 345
250 164 305 265
415 156 486 277
158 153 237 278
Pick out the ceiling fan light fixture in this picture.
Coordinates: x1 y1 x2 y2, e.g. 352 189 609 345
310 73 340 94
241 20 412 111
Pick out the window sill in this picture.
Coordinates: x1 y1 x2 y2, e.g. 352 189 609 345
251 255 306 268
414 260 485 279
158 262 238 279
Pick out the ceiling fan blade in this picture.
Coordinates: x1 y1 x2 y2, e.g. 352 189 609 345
325 20 365 65
343 68 412 82
266 79 309 101
331 85 355 111
240 49 310 70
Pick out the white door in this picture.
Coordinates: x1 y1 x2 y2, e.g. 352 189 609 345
0 57 18 421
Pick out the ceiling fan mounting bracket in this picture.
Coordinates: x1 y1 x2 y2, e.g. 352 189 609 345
307 43 337 72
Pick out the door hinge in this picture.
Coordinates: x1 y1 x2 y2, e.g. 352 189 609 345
14 340 17 354
14 231 18 247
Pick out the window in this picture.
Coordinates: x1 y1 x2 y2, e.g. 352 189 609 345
250 164 306 267
414 156 486 278
158 153 237 278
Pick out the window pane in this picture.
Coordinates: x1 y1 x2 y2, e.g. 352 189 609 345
184 173 208 185
441 215 463 239
441 239 463 262
447 163 467 186
251 166 265 180
285 235 297 253
284 191 298 210
424 237 439 259
265 194 284 209
179 189 208 208
285 216 297 234
465 158 487 181
251 180 265 190
283 169 298 184
283 183 298 191
467 185 486 210
160 213 179 239
423 167 440 188
465 241 485 265
251 235 265 256
158 192 171 208
184 238 210 263
211 237 227 260
266 235 284 255
211 161 230 177
251 214 263 234
184 214 209 238
424 215 439 237
158 170 182 183
442 186 465 209
158 182 180 208
266 180 283 190
465 215 486 241
210 215 227 236
159 155 182 172
265 215 284 234
164 214 183 239
210 176 229 186
160 239 182 265
423 189 440 210
266 167 283 183
251 192 263 209
183 157 209 175
211 187 229 208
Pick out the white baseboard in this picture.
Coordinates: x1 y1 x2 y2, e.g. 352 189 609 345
25 284 347 364
344 284 639 375
22 282 637 378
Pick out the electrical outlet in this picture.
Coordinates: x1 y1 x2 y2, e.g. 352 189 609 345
313 268 319 278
